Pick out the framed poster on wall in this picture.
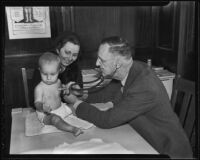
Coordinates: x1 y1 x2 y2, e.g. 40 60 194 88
6 7 51 39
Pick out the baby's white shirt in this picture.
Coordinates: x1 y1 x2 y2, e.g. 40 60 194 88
34 79 62 110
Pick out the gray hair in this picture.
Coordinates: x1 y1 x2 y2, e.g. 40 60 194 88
100 36 133 59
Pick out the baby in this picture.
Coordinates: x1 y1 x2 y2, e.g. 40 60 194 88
34 52 83 136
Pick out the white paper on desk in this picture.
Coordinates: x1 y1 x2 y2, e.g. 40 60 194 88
41 114 94 131
25 112 94 136
53 138 135 154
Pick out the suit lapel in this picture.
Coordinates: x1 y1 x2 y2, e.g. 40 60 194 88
123 62 136 93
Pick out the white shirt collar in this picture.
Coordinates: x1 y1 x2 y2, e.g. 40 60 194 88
121 72 129 87
120 60 133 87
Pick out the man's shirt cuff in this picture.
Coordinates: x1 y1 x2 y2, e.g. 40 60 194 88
73 100 83 110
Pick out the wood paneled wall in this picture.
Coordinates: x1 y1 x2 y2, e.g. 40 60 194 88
4 6 158 59
73 7 137 57
151 2 180 73
177 2 195 81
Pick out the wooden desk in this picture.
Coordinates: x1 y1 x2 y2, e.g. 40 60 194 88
10 108 158 154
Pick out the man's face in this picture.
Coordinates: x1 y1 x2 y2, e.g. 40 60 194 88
96 43 117 78
40 62 59 85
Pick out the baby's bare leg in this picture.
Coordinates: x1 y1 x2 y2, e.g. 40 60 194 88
43 113 83 136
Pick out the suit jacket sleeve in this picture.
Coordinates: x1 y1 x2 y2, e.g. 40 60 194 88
86 80 122 103
76 80 157 129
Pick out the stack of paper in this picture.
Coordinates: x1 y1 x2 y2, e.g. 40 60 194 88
155 69 175 79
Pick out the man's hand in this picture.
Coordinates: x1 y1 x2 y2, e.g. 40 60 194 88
59 83 71 95
63 93 79 105
70 83 83 97
59 82 83 96
60 81 87 105
79 90 88 100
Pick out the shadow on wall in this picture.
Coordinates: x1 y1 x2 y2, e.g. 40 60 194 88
134 47 178 74
182 51 195 81
79 50 98 69
134 47 153 63
159 55 177 73
80 46 137 69
152 48 178 73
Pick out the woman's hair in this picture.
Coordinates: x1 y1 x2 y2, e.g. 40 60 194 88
55 32 81 52
100 36 132 59
38 51 61 68
54 31 82 61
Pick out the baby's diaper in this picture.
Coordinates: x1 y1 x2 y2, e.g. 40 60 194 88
36 102 72 123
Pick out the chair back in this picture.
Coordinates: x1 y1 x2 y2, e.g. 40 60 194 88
171 75 195 154
21 68 35 108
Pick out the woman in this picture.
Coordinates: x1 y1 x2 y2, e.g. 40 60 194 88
30 31 84 106
54 31 83 87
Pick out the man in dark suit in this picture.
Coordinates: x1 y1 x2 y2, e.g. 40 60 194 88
64 36 193 158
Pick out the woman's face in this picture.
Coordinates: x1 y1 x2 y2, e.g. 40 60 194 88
58 42 80 67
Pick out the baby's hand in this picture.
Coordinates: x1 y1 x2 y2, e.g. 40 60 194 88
43 104 52 113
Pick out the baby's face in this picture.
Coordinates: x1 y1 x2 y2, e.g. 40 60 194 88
40 62 60 85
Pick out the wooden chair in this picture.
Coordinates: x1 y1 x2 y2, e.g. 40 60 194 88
21 67 35 108
171 75 196 156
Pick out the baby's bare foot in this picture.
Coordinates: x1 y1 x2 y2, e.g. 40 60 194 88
73 128 83 137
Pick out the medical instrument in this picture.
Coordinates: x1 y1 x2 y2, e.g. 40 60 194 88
58 69 108 95
69 71 105 94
